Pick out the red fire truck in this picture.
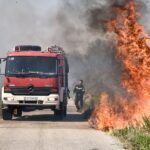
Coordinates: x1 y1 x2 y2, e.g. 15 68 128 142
0 45 69 120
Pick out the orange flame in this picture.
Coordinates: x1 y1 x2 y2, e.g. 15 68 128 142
89 0 150 130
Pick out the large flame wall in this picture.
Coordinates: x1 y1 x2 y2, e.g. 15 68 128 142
89 0 150 130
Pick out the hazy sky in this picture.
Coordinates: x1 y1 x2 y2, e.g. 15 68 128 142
0 0 63 56
1 0 150 57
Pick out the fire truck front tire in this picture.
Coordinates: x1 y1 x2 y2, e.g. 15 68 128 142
54 109 64 120
54 101 67 119
64 105 67 116
2 108 13 120
63 92 68 116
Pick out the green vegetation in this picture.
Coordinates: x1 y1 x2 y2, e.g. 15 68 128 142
113 117 150 150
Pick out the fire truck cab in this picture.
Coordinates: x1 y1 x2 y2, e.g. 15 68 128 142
0 45 69 120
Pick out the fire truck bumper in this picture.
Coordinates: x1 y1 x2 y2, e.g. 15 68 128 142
2 92 59 107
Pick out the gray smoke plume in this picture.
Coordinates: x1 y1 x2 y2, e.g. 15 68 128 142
60 0 150 97
0 0 149 96
60 0 126 95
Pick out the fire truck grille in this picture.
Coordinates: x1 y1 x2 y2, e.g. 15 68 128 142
11 87 51 96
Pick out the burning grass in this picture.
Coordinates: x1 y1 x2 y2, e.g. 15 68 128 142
89 0 150 130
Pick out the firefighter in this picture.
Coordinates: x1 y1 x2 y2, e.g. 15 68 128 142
73 80 85 111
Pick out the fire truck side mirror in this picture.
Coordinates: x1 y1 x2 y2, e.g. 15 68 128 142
0 73 5 76
0 58 6 64
0 58 6 75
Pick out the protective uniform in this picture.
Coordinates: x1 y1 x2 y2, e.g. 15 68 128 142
73 84 85 111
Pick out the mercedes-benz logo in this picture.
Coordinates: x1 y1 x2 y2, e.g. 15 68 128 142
28 85 34 94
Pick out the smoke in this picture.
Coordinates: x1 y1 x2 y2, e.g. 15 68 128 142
63 0 150 96
0 0 150 95
61 0 126 94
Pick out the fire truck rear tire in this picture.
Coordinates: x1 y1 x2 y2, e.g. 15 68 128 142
2 108 13 120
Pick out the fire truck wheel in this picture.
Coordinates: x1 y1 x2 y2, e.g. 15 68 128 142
54 110 63 119
54 102 67 120
64 105 67 116
54 109 64 120
2 108 13 120
63 92 67 116
54 109 60 116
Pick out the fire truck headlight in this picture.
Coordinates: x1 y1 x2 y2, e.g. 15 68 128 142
48 97 58 101
4 97 8 101
48 98 53 101
55 98 58 101
4 97 14 101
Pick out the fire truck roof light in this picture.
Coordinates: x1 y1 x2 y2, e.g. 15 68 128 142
14 45 41 52
48 45 64 54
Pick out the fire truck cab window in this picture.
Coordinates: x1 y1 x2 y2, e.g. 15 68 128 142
6 56 57 77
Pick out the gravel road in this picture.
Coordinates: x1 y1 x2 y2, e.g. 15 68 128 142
0 100 124 150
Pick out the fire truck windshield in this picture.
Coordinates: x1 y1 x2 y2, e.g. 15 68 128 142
6 56 57 77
